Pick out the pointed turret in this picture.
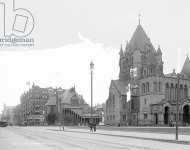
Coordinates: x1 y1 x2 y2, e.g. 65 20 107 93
119 44 124 58
124 41 129 55
157 45 162 55
181 55 190 77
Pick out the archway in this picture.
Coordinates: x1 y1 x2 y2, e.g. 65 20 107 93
183 105 190 125
154 113 158 125
164 106 169 124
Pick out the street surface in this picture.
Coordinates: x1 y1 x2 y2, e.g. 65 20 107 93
0 126 190 150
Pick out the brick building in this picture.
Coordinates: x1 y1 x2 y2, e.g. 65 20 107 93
20 84 52 125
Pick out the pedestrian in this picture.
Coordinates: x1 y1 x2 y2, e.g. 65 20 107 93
93 124 96 132
90 124 93 132
62 125 64 131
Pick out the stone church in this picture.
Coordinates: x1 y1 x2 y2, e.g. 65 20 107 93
105 20 190 126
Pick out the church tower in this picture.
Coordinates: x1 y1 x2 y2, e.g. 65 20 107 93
119 18 163 81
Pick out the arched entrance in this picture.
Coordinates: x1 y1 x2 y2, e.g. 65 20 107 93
164 106 169 124
154 113 158 125
183 105 190 125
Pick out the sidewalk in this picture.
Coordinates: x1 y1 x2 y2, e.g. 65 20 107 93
47 126 190 145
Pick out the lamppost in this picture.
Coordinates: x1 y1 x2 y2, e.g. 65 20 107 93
90 61 94 123
56 88 64 131
176 73 180 140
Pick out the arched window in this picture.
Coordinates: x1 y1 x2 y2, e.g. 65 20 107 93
112 95 115 105
170 84 174 100
154 82 157 92
142 83 146 93
165 83 169 99
184 85 188 98
146 82 149 92
175 84 178 99
180 84 183 99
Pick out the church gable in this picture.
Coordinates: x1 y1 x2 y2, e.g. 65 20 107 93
181 55 190 78
110 80 128 96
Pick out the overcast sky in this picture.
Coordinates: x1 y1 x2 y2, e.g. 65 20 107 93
0 0 190 111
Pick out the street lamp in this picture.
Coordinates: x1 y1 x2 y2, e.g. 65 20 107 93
56 88 64 131
176 73 180 140
90 61 94 123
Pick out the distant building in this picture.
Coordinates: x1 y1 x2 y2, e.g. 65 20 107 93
105 19 190 126
46 87 101 125
94 103 105 124
13 104 22 125
20 83 52 125
1 105 15 125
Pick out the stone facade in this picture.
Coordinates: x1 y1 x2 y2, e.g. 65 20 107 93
105 21 190 126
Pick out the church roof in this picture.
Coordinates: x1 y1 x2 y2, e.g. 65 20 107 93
128 24 155 52
181 55 190 76
61 89 75 104
111 80 128 95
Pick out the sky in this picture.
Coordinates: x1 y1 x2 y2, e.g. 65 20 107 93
0 0 190 112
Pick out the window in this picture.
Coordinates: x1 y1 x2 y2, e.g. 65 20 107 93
112 95 115 105
165 83 169 99
144 99 147 105
150 68 153 74
131 56 133 66
184 85 188 98
144 113 148 119
133 114 136 120
123 114 126 121
180 85 183 98
158 82 162 92
154 82 157 92
146 82 149 92
144 70 146 77
142 83 146 93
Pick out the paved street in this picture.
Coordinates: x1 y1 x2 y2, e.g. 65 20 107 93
0 126 190 150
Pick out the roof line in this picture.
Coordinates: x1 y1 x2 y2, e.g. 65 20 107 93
112 80 122 96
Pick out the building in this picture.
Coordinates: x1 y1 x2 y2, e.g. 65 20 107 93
20 83 50 125
46 87 101 125
94 103 105 124
105 19 190 126
12 104 22 125
1 104 16 125
45 87 65 124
